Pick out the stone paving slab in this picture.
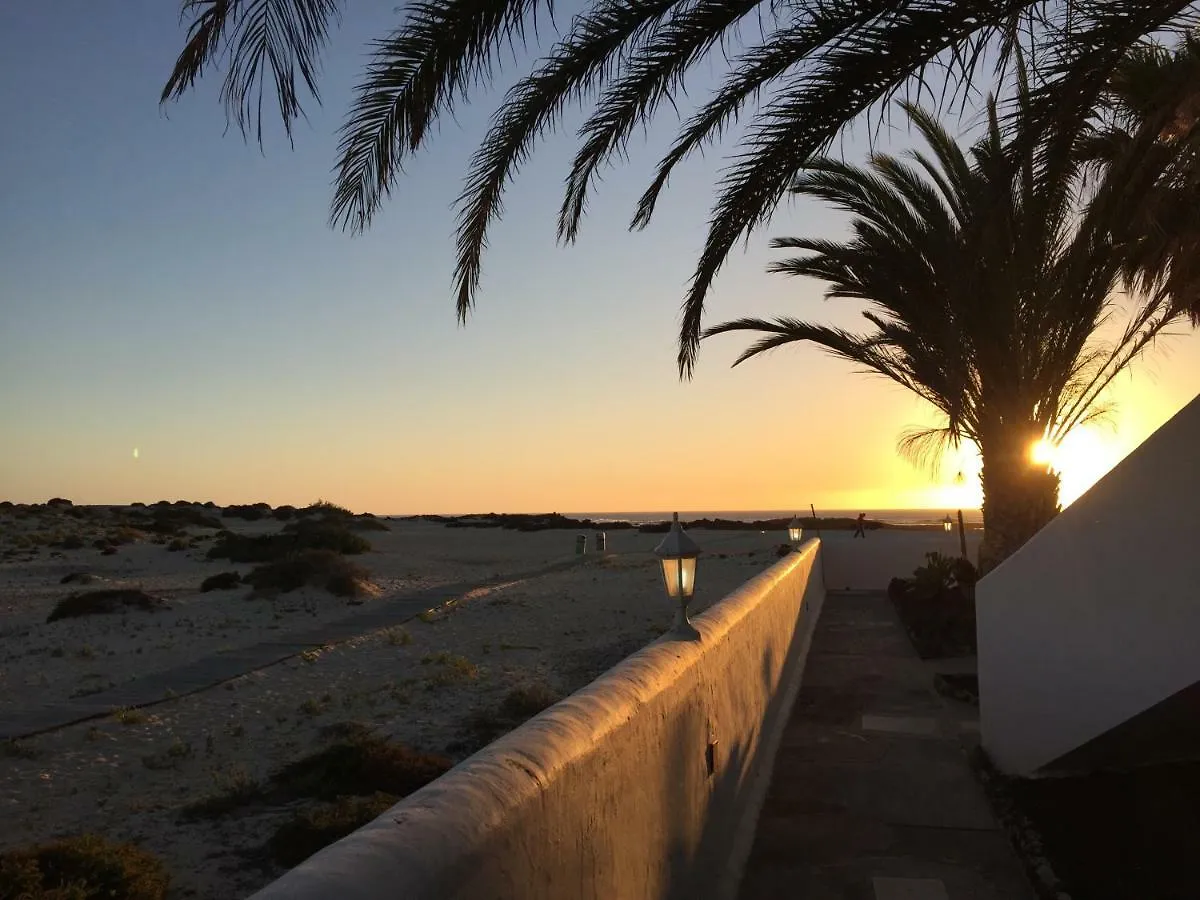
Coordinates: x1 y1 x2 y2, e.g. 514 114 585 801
0 557 581 741
874 877 950 900
737 591 1033 900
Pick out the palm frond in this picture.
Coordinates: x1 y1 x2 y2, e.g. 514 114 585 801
896 425 960 477
675 0 1038 376
163 0 344 144
558 0 761 243
330 0 552 233
445 0 681 320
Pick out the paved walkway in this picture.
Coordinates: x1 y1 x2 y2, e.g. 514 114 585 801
739 591 1032 900
0 557 584 742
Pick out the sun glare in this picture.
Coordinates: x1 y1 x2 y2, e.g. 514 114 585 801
1029 428 1119 506
1030 439 1055 466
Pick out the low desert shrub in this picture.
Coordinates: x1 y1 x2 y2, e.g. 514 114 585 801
0 834 169 900
208 524 370 564
267 793 397 868
59 572 95 585
299 499 354 518
270 733 451 802
47 590 164 623
244 550 371 597
0 739 40 760
460 682 563 752
298 693 334 716
420 652 479 687
180 767 264 820
499 683 563 720
109 526 144 545
147 507 222 534
142 738 192 770
221 503 273 521
46 497 73 508
113 706 148 726
272 505 297 521
383 626 412 646
167 538 188 552
200 571 242 593
351 516 390 532
58 534 85 550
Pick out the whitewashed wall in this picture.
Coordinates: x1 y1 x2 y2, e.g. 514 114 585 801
250 541 825 900
978 394 1200 775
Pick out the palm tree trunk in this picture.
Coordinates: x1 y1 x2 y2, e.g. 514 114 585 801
977 429 1061 575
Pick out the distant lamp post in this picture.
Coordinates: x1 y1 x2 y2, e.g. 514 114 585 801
788 515 803 548
654 513 701 631
943 515 954 533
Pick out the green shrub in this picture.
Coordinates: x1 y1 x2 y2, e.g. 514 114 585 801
0 834 169 900
905 551 978 599
167 538 188 552
267 793 397 868
47 590 164 623
200 571 242 592
245 550 371 597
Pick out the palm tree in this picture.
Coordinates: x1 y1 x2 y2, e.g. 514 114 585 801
162 1 1200 375
702 101 1183 570
1083 38 1200 325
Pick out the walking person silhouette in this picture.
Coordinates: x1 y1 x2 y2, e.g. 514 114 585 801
853 513 867 539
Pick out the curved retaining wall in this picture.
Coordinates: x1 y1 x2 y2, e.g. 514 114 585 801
251 540 826 900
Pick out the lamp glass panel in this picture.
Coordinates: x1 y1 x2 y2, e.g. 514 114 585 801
659 557 697 598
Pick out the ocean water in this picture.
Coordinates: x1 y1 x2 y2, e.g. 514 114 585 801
567 509 984 527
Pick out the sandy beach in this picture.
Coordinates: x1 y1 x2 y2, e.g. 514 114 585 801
0 503 791 899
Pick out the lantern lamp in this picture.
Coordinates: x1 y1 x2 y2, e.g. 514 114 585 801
654 512 701 630
787 515 803 547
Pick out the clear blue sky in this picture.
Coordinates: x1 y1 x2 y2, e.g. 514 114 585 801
1 1 1197 513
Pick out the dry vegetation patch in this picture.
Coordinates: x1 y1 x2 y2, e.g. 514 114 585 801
46 590 165 623
0 834 170 900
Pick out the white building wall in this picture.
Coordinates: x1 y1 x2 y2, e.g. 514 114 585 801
978 394 1200 775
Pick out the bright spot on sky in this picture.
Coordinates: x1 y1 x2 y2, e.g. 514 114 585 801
1029 428 1119 506
1030 439 1055 466
132 448 139 460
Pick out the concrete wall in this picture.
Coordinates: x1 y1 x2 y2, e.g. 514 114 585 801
979 394 1200 775
251 540 826 900
821 529 982 591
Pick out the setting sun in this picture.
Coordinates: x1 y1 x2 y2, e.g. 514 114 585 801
1030 439 1056 466
1029 428 1121 506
